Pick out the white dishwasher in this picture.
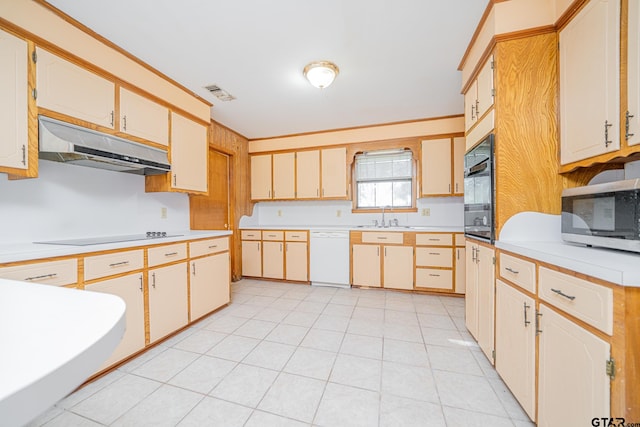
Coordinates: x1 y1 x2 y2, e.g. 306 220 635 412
310 230 351 288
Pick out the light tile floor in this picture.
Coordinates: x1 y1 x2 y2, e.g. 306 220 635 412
30 279 536 427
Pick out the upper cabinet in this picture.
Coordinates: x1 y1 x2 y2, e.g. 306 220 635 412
168 112 208 193
296 150 320 199
0 29 29 174
273 152 295 199
421 137 464 197
321 147 347 198
465 55 494 132
36 48 115 129
559 0 620 165
628 0 640 147
119 88 169 146
251 154 273 200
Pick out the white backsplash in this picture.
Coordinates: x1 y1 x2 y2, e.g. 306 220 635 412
240 197 464 228
0 160 190 244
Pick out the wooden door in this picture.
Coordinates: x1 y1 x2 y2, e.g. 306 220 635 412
148 262 188 342
383 245 413 290
273 152 295 199
36 48 115 129
559 0 620 164
495 280 536 421
190 252 230 321
190 149 230 230
477 244 495 364
0 29 28 171
464 80 477 131
170 112 208 192
119 87 169 146
454 247 466 294
241 241 261 277
628 0 640 146
285 242 308 281
251 154 272 200
452 137 465 195
86 273 145 370
262 241 284 279
421 138 452 196
296 150 320 198
321 147 347 198
352 244 381 287
475 55 494 119
538 304 610 427
465 242 479 338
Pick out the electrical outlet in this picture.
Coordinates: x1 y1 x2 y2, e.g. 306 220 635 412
160 207 167 219
337 209 342 217
421 208 430 217
277 210 282 217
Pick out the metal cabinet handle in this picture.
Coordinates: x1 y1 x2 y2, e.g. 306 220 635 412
535 311 543 335
109 261 130 267
505 267 519 274
455 183 458 193
209 245 218 249
164 252 178 257
192 263 196 275
471 104 476 120
152 272 156 288
110 111 114 127
384 247 387 256
377 247 379 256
280 243 282 252
139 275 143 292
626 111 635 140
173 174 177 186
24 273 57 281
457 249 460 260
429 273 441 277
475 99 479 117
428 252 440 255
604 120 613 147
523 302 531 326
21 145 26 166
550 288 575 301
428 238 440 241
122 115 127 131
377 236 388 240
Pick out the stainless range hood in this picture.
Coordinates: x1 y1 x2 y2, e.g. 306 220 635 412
38 116 171 175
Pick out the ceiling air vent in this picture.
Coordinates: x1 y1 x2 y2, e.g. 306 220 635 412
204 84 236 102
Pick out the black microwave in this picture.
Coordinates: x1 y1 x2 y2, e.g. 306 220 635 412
561 179 640 253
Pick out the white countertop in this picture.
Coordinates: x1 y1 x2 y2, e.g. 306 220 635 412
240 225 464 232
0 279 126 427
0 230 232 264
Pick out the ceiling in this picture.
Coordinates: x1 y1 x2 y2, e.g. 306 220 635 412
46 0 488 140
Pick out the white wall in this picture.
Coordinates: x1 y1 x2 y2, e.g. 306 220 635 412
240 197 464 228
0 160 190 244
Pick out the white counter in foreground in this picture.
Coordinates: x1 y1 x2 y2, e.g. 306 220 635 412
0 279 126 427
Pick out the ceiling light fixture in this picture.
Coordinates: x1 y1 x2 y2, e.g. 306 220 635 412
303 61 339 89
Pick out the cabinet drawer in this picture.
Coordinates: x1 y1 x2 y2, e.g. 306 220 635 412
285 231 307 242
499 253 536 294
416 268 453 290
262 231 284 241
0 258 78 286
84 250 144 281
241 230 261 241
538 267 613 335
190 237 229 258
361 232 403 244
148 243 187 267
454 234 466 247
416 247 453 268
415 233 453 246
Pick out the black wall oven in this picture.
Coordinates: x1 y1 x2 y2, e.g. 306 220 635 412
464 134 495 242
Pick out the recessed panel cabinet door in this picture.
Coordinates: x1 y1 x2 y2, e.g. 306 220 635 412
273 152 295 199
383 245 413 290
477 244 495 364
352 244 381 287
454 247 466 294
36 48 115 129
148 262 188 343
465 242 478 338
453 137 465 195
0 29 28 171
475 55 494 119
464 80 477 131
628 0 640 146
241 241 262 277
296 150 320 198
170 112 208 192
119 87 169 146
251 154 272 200
190 253 230 321
262 241 284 279
321 147 347 198
285 242 308 281
421 138 452 196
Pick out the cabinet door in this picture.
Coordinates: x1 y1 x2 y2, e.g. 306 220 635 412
190 252 230 321
464 80 477 131
36 48 115 129
241 240 262 277
0 29 28 171
148 262 188 342
251 154 272 200
464 242 478 338
119 88 169 146
538 304 610 427
477 245 495 364
628 0 640 146
475 55 494 119
321 147 347 198
383 245 413 290
262 241 284 279
452 137 465 195
495 280 536 421
86 273 145 370
352 244 381 287
296 150 320 198
285 242 308 281
170 112 208 192
454 247 466 294
422 138 452 196
559 0 620 164
273 152 295 199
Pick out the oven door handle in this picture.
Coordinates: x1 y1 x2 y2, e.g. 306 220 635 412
465 160 489 177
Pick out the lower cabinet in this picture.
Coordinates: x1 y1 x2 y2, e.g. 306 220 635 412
85 273 145 370
262 241 284 279
465 240 495 363
383 245 413 290
352 244 381 287
454 246 466 294
190 252 230 321
285 241 308 281
241 240 262 277
240 230 310 282
148 262 188 343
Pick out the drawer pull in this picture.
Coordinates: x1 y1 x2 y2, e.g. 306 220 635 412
428 252 440 255
24 273 57 281
377 237 388 240
505 267 519 274
523 302 531 326
290 235 300 238
267 234 277 237
208 245 218 249
429 273 441 277
550 288 576 301
428 238 440 241
109 261 130 267
164 252 178 257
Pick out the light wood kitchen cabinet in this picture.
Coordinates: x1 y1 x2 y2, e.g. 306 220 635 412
241 240 262 277
251 154 272 200
452 137 465 195
495 280 536 421
383 245 413 290
262 241 284 279
0 28 28 173
627 0 640 147
169 112 207 193
421 137 464 197
190 252 230 321
321 147 347 198
84 250 144 281
296 150 320 198
285 241 308 281
415 232 460 292
537 303 610 427
119 87 169 146
464 55 494 131
0 258 78 287
559 0 620 165
240 230 310 282
454 246 465 294
273 152 295 199
465 240 495 363
352 244 381 287
36 48 115 129
148 262 188 342
85 273 145 370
